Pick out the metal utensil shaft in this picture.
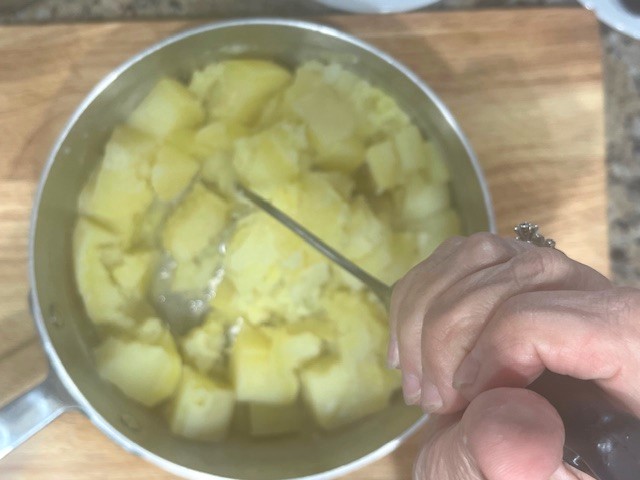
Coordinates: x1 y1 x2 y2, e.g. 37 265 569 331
237 185 393 307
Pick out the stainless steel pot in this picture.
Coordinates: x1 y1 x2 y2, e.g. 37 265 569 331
0 19 495 479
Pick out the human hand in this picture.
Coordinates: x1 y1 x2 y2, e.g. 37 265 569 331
390 233 640 479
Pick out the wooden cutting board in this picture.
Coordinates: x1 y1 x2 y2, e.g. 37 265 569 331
0 8 606 479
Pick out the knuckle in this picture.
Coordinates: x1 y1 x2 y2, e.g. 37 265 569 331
507 248 568 288
463 232 512 263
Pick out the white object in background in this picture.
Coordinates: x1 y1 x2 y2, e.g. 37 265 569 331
313 0 441 13
578 0 640 39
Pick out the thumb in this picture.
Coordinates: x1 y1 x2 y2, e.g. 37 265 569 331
414 387 576 480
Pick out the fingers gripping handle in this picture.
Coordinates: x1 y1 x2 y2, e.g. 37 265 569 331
530 372 640 480
0 373 76 460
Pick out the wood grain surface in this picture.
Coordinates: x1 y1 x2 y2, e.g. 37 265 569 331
0 8 606 479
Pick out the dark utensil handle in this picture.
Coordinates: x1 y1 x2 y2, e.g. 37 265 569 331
529 371 640 480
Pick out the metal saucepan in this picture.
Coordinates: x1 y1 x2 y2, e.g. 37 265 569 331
0 19 494 479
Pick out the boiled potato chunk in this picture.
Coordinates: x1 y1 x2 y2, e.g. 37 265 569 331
271 329 323 370
195 121 246 153
232 326 296 404
162 183 229 261
312 137 365 173
233 123 307 190
343 197 387 260
366 140 400 193
290 85 363 171
189 63 223 101
249 402 304 437
164 129 211 160
167 366 235 441
180 311 228 374
201 150 236 197
322 290 386 362
304 61 410 139
387 233 421 282
225 214 291 295
73 218 136 330
110 250 157 303
353 238 394 284
415 209 463 258
206 60 292 125
232 325 321 404
208 276 240 318
79 128 155 243
128 78 205 138
426 141 451 183
394 125 428 174
95 330 182 407
301 358 398 430
396 178 451 225
151 145 200 202
101 125 157 176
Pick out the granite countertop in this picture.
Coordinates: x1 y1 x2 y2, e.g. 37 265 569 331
1 0 637 285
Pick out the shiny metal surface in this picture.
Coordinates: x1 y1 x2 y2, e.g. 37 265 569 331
4 18 494 480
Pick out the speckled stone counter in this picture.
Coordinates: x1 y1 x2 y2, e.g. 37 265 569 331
3 0 639 286
0 0 577 21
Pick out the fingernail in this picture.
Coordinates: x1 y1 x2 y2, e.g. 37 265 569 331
402 373 421 405
387 338 399 369
452 353 481 390
421 381 443 412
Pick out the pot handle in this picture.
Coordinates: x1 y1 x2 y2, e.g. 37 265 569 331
0 371 77 460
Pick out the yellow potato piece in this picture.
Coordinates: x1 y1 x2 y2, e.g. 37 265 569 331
366 140 400 193
342 196 386 260
151 145 200 202
180 311 228 374
95 331 182 407
425 141 452 183
232 325 321 404
162 183 229 261
322 290 387 362
393 125 428 174
73 218 136 331
128 78 205 138
110 250 157 303
79 127 155 243
201 150 236 197
206 60 292 125
233 122 307 190
189 63 223 101
166 366 235 441
395 177 451 226
195 121 246 153
232 325 297 404
163 129 211 160
301 358 398 430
